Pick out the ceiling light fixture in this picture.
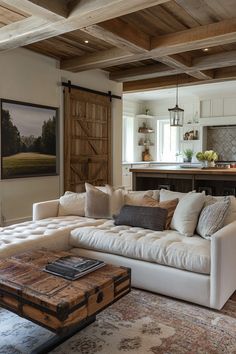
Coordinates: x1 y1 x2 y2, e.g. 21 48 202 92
168 78 184 127
84 40 89 44
203 48 209 52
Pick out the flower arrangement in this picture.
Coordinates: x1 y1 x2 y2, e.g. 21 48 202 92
196 150 218 162
196 150 218 167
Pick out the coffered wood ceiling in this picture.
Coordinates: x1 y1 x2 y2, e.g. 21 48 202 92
1 0 236 91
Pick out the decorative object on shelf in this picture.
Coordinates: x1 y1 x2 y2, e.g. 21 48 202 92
142 148 152 161
138 122 154 134
145 107 150 115
183 129 199 140
168 79 184 127
183 149 194 163
196 150 218 168
193 111 199 124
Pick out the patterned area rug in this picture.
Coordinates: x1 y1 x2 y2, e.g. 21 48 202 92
1 289 236 354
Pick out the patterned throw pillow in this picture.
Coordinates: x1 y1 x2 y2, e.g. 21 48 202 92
196 196 231 239
113 205 168 231
140 196 179 229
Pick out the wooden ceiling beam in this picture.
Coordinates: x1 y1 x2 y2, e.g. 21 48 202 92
62 18 236 72
151 18 236 55
61 47 141 72
110 63 180 82
81 19 150 54
123 67 236 92
0 0 69 20
193 50 236 70
0 0 169 51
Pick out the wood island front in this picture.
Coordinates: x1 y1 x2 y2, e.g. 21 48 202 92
131 166 236 195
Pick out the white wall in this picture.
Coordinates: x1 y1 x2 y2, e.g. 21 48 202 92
0 48 122 224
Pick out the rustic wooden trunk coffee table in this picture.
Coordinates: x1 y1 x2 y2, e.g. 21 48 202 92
0 250 131 354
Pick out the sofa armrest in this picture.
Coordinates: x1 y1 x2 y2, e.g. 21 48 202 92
210 221 236 309
32 199 59 221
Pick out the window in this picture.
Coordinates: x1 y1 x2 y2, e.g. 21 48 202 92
157 119 180 162
123 115 134 162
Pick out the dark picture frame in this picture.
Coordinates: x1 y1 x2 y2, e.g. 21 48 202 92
1 99 59 179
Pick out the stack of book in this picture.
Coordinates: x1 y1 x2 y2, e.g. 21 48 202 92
44 255 105 280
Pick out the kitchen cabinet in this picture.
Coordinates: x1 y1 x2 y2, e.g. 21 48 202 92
200 97 236 118
223 97 236 116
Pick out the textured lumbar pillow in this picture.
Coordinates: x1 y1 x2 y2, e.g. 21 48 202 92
196 197 231 239
85 183 124 218
58 191 86 216
113 204 167 231
171 192 205 236
140 195 179 229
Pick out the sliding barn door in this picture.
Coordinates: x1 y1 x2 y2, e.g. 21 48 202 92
64 87 111 192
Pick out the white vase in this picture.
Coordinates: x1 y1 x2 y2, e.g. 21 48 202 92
204 161 215 168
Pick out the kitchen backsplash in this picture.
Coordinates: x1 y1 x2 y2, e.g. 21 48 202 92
207 125 236 161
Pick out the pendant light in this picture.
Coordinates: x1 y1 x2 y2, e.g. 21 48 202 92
168 78 184 127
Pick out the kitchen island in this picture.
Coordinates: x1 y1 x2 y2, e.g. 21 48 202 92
130 166 236 195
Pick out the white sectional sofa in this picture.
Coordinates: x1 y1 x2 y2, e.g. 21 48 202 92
0 190 236 310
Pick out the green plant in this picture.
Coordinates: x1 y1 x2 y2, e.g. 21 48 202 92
183 149 194 160
196 150 218 162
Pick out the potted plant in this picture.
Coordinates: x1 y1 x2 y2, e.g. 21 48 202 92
183 149 194 163
196 150 218 168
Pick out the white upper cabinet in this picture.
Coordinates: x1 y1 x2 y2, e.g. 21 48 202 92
200 97 236 118
223 98 236 116
211 98 223 117
200 99 211 117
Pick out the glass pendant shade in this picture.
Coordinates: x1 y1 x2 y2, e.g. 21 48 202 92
168 105 184 127
168 81 184 127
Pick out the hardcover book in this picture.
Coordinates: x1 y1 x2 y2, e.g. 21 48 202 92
44 255 105 280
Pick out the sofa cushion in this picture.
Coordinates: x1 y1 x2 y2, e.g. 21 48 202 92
205 195 236 226
140 196 179 229
197 197 231 239
0 216 105 259
171 192 205 236
70 220 211 274
85 183 124 219
113 204 167 231
124 190 159 205
58 192 86 216
159 189 187 202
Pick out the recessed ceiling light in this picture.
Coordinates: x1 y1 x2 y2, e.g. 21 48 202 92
84 40 89 44
203 48 209 52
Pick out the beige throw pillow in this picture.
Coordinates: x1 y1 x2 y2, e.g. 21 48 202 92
125 190 159 205
58 192 86 216
85 183 124 219
171 192 205 236
159 189 188 202
140 195 179 229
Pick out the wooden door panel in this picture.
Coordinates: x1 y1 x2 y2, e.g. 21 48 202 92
64 87 111 192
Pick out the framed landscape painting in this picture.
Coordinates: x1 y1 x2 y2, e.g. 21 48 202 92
1 99 59 179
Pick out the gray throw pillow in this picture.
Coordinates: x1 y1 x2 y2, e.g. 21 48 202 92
113 205 167 231
196 196 231 239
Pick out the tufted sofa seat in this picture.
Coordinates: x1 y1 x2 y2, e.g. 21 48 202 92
0 216 105 258
70 220 211 275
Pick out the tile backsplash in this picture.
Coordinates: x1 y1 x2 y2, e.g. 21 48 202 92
207 125 236 161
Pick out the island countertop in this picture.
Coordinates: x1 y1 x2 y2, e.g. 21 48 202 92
130 166 236 175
